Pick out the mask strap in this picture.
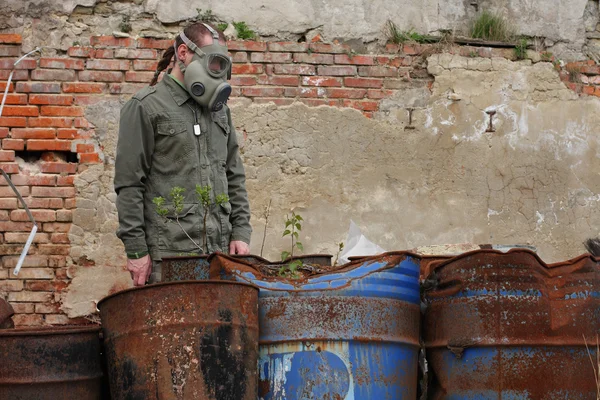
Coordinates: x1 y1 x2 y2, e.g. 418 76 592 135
202 23 221 40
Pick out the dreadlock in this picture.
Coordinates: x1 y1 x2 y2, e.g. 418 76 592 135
150 22 227 86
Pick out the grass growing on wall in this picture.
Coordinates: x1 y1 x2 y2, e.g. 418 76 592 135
470 11 514 42
386 20 438 44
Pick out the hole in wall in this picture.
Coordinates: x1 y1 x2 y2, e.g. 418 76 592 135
15 151 79 164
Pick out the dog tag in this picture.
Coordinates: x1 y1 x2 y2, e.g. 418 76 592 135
194 124 201 136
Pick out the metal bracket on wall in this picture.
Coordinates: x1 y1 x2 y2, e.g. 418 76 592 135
405 108 416 130
486 110 496 133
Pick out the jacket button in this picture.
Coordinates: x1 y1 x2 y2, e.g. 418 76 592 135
169 129 174 134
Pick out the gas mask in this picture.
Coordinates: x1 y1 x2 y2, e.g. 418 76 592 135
176 24 232 111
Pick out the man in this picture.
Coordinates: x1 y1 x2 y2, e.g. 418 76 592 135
114 22 251 286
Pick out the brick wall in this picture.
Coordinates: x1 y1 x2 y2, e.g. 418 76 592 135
0 31 591 326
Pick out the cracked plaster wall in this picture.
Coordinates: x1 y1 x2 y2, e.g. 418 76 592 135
1 0 596 60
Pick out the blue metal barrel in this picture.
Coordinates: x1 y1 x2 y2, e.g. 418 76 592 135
424 249 600 399
210 252 421 399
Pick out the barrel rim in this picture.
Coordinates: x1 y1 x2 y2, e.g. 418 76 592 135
97 279 260 308
0 324 101 337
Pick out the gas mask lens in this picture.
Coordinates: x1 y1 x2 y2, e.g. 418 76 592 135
207 54 230 77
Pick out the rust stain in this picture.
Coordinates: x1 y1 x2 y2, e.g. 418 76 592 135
423 249 600 399
98 280 259 400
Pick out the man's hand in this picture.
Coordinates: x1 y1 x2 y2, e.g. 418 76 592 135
127 255 152 286
229 240 250 255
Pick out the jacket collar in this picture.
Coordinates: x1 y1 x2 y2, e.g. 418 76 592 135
163 74 190 106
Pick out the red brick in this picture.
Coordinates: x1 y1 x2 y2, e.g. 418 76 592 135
0 128 7 138
22 198 62 209
250 52 292 63
37 244 70 255
252 98 296 106
78 70 123 82
580 65 600 75
42 222 71 233
230 76 257 86
0 117 26 127
73 95 105 106
0 198 17 209
0 221 34 231
0 58 36 70
28 117 73 128
26 139 72 152
90 36 135 47
257 75 299 86
34 303 62 313
39 162 77 174
13 314 45 326
10 128 55 139
344 77 384 88
55 268 68 279
93 49 114 59
0 34 22 44
11 209 55 222
125 71 154 83
403 44 422 55
227 41 267 52
30 69 76 82
0 81 14 91
0 280 23 291
67 46 93 58
268 42 309 52
343 99 379 111
2 139 24 150
114 48 159 59
334 54 375 65
274 64 316 75
40 106 83 117
302 76 343 87
5 232 50 243
131 60 157 71
73 118 94 129
75 143 94 154
0 163 19 174
85 59 130 71
11 303 34 313
15 82 61 93
2 94 27 105
64 198 76 209
62 82 106 93
0 45 21 57
284 87 326 98
317 66 358 76
367 89 395 99
79 153 101 163
25 281 57 292
0 70 28 80
29 94 75 106
56 210 72 222
358 66 399 77
39 58 85 70
136 38 173 49
242 87 285 97
108 83 146 95
0 210 8 220
293 53 334 64
50 233 69 244
10 269 55 281
0 150 14 162
309 43 351 54
231 52 248 63
232 64 264 74
1 106 38 117
56 128 80 139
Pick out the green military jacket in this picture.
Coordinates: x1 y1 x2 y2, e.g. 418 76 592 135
114 74 251 261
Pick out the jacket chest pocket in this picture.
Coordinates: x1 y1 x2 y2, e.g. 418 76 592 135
155 120 195 163
209 112 229 161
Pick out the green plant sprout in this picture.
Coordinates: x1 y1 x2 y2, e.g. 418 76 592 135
514 37 528 60
386 20 437 44
233 21 256 40
279 211 304 278
217 23 228 32
469 11 514 42
153 185 229 254
196 8 217 22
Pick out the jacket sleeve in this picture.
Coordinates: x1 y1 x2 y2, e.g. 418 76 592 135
225 106 252 244
114 98 155 254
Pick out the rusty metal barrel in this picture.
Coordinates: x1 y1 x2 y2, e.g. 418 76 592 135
210 252 421 399
424 249 600 399
98 280 259 400
0 325 103 399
